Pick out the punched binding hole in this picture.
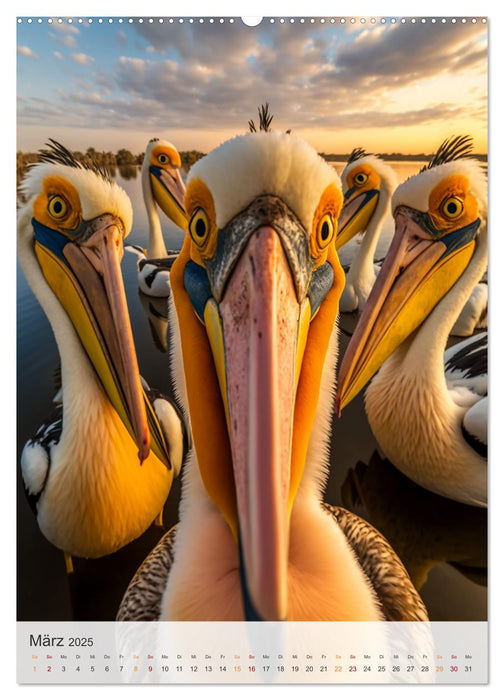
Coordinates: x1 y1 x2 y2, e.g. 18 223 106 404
242 17 263 26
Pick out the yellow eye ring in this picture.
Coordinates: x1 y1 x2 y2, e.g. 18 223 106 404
158 153 170 165
316 213 334 250
47 195 68 219
189 208 211 247
354 172 368 186
441 196 464 220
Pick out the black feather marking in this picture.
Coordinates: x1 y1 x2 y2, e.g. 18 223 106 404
27 406 63 457
420 135 474 173
24 488 41 517
445 334 487 379
128 244 147 255
347 147 372 164
145 387 192 458
461 423 487 458
143 261 174 288
53 363 62 396
36 138 113 182
22 405 63 513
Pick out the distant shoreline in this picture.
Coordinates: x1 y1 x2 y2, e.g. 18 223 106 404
322 153 488 163
16 148 488 188
17 149 488 164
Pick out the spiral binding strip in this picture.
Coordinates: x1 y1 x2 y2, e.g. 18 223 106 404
17 17 488 25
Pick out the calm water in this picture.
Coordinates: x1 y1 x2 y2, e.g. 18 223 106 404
16 163 487 621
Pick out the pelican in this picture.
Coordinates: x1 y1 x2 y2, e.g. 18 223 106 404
18 140 189 568
126 138 187 297
337 145 487 335
337 136 487 508
117 130 427 622
336 149 397 313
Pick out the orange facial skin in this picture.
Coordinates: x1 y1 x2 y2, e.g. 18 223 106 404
309 183 343 266
170 237 238 536
33 176 82 233
428 175 479 233
151 144 182 169
185 179 219 265
345 164 381 202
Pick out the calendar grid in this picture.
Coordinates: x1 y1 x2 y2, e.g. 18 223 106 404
17 621 488 684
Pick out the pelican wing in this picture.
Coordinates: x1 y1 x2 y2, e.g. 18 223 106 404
116 526 177 621
445 332 487 398
124 244 147 260
20 406 63 513
142 383 192 477
462 396 487 458
131 253 180 297
324 504 429 621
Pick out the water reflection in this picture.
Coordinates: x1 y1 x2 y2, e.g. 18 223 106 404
137 291 170 353
119 163 138 180
341 451 487 593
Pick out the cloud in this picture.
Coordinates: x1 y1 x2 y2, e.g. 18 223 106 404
53 51 63 60
333 21 486 89
49 22 80 35
17 95 66 125
71 53 95 66
49 31 78 49
17 21 487 144
133 20 260 65
117 30 127 47
17 46 38 59
325 103 466 130
93 71 116 92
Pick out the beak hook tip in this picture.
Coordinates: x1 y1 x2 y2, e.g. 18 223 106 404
138 440 150 465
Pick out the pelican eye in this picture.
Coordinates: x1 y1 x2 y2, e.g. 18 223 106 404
158 153 170 165
441 196 464 220
354 172 368 186
316 213 334 249
189 208 210 246
47 195 69 219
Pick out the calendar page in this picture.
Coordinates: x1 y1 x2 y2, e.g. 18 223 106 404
16 14 488 685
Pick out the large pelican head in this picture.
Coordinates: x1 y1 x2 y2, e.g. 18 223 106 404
336 148 397 250
337 136 487 410
18 140 173 471
142 137 187 231
170 131 345 620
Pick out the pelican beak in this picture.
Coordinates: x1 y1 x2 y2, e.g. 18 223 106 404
217 225 300 620
180 195 326 619
33 214 151 463
150 165 188 231
335 188 379 250
336 206 480 412
172 190 343 619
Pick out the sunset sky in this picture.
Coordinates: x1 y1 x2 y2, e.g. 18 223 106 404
16 16 488 156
